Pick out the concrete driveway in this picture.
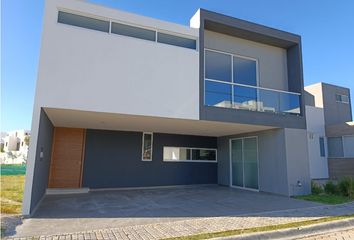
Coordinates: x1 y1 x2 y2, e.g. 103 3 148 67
12 185 321 237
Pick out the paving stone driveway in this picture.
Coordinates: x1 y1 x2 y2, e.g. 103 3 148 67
5 186 354 239
6 202 354 240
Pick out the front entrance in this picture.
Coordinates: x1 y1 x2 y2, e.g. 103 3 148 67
230 137 259 190
48 127 86 188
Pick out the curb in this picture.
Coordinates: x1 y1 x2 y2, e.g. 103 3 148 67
214 217 354 240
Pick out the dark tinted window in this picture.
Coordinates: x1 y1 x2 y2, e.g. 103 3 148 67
319 137 325 157
233 56 257 86
157 32 196 49
111 22 156 41
205 50 232 82
58 11 109 33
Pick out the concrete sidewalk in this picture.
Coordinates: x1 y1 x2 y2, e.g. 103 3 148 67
6 201 354 240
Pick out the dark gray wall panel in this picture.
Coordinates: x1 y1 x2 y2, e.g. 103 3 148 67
30 109 54 213
322 83 352 126
82 130 217 188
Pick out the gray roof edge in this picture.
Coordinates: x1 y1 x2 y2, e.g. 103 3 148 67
199 8 301 44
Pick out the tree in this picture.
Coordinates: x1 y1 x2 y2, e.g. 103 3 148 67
24 136 30 146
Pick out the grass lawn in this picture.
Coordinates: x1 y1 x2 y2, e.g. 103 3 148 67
296 193 353 205
0 175 25 214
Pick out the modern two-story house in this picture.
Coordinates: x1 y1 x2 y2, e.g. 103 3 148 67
23 0 311 216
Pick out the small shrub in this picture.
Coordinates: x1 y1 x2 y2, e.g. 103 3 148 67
337 177 354 198
311 181 323 195
324 181 338 195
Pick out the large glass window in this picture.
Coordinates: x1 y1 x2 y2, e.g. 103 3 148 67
58 11 109 33
111 22 156 41
157 32 196 49
163 147 217 162
233 56 257 86
142 133 153 161
205 50 232 82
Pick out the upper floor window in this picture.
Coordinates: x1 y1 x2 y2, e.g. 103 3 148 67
204 49 301 115
157 32 196 50
205 50 232 82
58 11 109 33
57 11 196 50
111 22 156 41
335 94 349 104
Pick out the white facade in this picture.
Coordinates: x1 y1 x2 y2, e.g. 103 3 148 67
24 0 200 216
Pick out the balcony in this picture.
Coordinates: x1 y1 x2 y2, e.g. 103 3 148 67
205 79 301 115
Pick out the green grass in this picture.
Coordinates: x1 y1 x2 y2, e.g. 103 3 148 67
296 193 353 205
0 175 25 214
1 164 26 176
164 214 354 240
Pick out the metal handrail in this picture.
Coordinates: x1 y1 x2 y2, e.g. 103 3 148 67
205 78 301 96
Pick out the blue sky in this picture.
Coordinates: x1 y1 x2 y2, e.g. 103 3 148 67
1 0 354 132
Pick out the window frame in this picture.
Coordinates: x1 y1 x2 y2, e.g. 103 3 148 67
204 48 260 108
163 146 217 163
141 132 153 161
57 11 110 33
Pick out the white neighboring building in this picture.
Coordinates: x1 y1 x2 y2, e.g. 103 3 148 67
1 129 30 164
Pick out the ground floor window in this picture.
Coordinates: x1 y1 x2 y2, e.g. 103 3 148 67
142 133 153 161
163 147 217 162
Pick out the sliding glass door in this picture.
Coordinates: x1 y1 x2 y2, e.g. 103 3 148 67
230 137 258 190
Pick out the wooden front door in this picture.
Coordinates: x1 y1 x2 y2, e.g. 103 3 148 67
48 127 86 188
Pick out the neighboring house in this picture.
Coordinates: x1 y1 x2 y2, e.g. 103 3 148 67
0 130 30 164
305 82 353 180
23 0 311 216
2 130 30 154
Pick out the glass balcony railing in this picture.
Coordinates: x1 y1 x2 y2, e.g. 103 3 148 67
205 79 301 115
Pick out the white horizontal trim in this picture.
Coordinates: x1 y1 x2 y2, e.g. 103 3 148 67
46 188 90 195
205 78 301 95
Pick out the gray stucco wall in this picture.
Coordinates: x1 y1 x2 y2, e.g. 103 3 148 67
217 128 311 196
82 130 217 188
284 128 311 196
30 109 54 213
322 83 352 126
217 129 289 196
